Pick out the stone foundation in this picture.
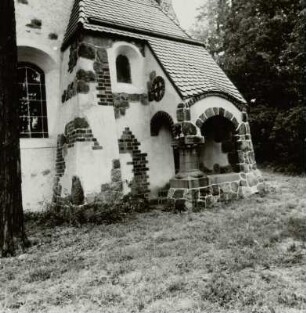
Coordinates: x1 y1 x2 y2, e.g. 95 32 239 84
168 170 264 210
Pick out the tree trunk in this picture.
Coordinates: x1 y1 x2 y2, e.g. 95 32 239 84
0 0 27 257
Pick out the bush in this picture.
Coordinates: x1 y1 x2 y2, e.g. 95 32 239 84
25 194 150 227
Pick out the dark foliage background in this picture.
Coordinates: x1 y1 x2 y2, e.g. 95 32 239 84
192 0 306 172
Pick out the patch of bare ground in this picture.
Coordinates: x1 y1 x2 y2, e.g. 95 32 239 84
0 170 305 313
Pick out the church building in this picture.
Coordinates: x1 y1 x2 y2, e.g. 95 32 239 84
15 0 263 211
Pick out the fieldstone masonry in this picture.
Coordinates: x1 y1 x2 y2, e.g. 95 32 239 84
168 106 264 209
113 93 149 119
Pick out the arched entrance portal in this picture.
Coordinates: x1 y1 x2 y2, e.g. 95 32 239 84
150 111 176 193
200 115 239 174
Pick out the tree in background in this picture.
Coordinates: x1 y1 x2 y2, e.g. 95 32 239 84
193 0 306 171
0 0 27 256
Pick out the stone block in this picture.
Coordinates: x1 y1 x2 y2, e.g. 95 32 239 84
182 122 197 136
224 111 233 121
111 169 122 183
199 113 207 122
211 184 220 196
231 182 239 193
205 108 215 118
208 173 240 185
238 123 247 135
246 172 258 187
213 107 219 115
242 112 248 122
205 195 215 207
78 43 96 60
113 159 121 169
232 117 239 128
219 107 225 116
200 187 211 197
71 176 84 205
220 183 232 194
77 81 90 94
93 61 103 73
97 48 108 63
177 109 184 122
196 119 204 128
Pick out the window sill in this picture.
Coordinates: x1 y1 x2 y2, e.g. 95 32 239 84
20 137 57 149
112 83 144 94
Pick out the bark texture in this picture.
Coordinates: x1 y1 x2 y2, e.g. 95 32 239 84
0 0 26 257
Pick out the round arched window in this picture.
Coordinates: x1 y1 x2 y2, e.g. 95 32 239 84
116 55 132 84
17 63 48 138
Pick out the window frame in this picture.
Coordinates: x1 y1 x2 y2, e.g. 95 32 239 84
116 54 132 84
17 62 49 139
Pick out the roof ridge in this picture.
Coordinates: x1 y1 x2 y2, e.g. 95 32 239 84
79 0 86 22
154 1 193 40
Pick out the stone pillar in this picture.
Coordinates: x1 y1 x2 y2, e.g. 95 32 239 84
170 136 208 189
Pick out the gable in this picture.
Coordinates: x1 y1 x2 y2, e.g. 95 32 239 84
63 0 246 105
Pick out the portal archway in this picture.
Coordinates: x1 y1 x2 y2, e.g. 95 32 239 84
200 115 239 174
150 111 177 192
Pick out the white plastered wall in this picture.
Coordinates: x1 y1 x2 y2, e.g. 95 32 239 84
18 47 59 211
107 42 181 196
15 0 75 210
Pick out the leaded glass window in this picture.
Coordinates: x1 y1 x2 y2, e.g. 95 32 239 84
18 63 48 138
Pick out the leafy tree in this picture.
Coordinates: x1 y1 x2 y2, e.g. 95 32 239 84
192 0 230 59
193 0 306 171
0 0 27 256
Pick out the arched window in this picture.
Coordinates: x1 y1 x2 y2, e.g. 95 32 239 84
17 63 48 138
116 55 132 83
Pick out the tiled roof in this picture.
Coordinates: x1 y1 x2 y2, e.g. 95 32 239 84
148 37 246 103
64 0 189 44
63 0 246 105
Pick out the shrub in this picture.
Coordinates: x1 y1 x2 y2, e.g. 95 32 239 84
24 194 150 227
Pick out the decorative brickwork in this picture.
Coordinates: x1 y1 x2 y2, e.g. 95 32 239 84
64 118 102 150
185 92 247 112
196 107 239 129
150 111 175 137
90 47 113 107
113 93 149 118
55 134 66 178
119 128 150 198
53 134 66 203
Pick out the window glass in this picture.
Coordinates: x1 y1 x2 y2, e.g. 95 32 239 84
116 55 132 83
17 63 48 138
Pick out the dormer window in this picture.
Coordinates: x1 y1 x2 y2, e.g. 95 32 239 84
116 55 132 83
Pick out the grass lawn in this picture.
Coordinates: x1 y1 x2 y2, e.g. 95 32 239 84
0 170 305 313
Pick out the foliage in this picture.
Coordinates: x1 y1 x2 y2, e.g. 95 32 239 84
193 0 306 172
25 194 150 227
